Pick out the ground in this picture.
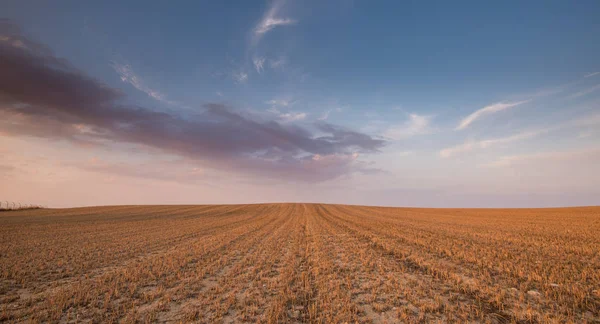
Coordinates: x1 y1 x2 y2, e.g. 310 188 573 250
1 204 599 323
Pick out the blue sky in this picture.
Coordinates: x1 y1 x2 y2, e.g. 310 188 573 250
1 1 599 207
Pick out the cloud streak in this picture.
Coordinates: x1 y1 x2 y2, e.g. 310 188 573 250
266 105 306 122
456 100 530 130
584 72 600 78
111 61 181 107
568 84 600 99
233 71 248 83
252 0 296 45
441 113 600 158
439 131 539 158
0 21 385 182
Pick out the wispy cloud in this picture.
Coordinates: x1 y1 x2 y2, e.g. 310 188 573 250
456 100 530 130
584 71 600 78
384 113 434 140
256 17 296 35
111 62 179 106
440 129 546 158
485 148 600 168
252 0 297 44
441 113 600 158
233 71 248 83
266 105 306 122
267 98 294 107
269 57 287 70
278 111 307 122
439 141 476 158
568 84 600 99
440 130 543 158
318 110 332 121
253 56 266 73
317 107 343 121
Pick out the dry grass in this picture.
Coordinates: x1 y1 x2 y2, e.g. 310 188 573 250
0 203 599 323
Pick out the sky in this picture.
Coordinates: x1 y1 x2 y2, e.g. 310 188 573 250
1 1 599 208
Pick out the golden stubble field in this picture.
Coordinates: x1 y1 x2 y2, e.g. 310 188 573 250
0 204 599 323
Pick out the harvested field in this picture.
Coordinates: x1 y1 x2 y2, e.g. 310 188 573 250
1 204 599 323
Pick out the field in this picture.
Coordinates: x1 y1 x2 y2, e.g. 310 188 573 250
1 204 599 323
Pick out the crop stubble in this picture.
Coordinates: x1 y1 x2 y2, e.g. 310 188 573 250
1 204 599 323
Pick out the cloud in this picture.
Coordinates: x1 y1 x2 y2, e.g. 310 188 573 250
266 105 306 122
0 22 385 182
384 113 434 140
438 142 472 158
318 110 331 121
318 107 343 121
253 56 266 73
440 113 600 158
440 131 544 158
267 98 294 107
584 72 600 78
256 17 296 35
111 61 180 107
456 100 530 130
278 111 307 122
485 148 600 168
269 57 287 69
252 0 297 44
567 84 600 99
233 71 248 83
314 123 385 154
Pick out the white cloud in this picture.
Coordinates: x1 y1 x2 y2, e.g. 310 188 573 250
584 72 600 78
253 0 297 44
253 57 266 73
256 17 296 35
441 113 600 158
477 130 541 148
318 106 343 121
278 112 307 122
568 84 600 99
441 130 550 158
266 105 306 122
267 98 294 107
456 100 530 130
270 57 287 69
111 62 178 106
233 71 248 83
384 113 434 140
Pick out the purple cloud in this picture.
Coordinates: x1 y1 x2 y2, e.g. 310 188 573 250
0 20 385 182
